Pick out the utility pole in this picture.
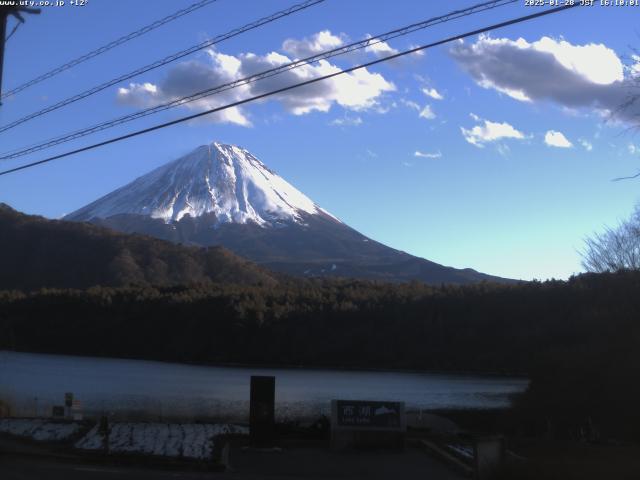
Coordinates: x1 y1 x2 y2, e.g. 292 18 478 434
0 9 7 103
0 6 40 105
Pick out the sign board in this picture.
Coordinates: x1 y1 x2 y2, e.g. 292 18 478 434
331 400 406 450
335 400 403 428
249 375 276 447
72 400 83 421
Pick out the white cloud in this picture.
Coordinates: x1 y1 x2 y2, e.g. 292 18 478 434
450 35 639 122
629 54 640 76
117 51 252 126
400 94 435 119
330 116 363 127
414 150 442 159
419 105 436 120
408 44 425 57
117 33 395 126
422 87 444 100
629 143 639 155
544 130 573 148
579 138 593 151
364 36 399 57
532 36 623 84
461 114 525 147
282 30 344 59
116 82 157 101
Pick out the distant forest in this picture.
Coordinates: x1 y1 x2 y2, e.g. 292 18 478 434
2 275 632 373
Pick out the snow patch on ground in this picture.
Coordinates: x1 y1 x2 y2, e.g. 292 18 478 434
0 418 83 441
447 443 474 460
75 422 248 460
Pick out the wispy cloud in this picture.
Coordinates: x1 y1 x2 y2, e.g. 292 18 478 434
419 105 436 120
579 138 593 151
330 116 363 127
496 144 511 157
400 98 420 111
414 150 442 159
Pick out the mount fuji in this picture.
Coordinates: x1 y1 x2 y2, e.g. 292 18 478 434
66 142 505 284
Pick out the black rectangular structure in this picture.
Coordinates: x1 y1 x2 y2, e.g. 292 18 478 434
249 375 275 447
51 406 65 418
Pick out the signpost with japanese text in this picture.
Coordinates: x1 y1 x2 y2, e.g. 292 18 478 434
331 400 406 450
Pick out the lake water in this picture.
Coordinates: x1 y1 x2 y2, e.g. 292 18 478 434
0 351 528 421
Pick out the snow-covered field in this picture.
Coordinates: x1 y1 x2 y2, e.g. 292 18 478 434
0 417 248 460
75 422 248 460
0 418 83 441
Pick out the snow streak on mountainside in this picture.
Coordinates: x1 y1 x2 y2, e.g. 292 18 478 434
66 142 339 226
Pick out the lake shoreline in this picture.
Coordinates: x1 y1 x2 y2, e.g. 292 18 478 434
0 348 529 380
1 350 528 420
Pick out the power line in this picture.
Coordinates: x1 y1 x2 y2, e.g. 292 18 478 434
0 3 580 178
0 0 325 134
0 0 518 161
1 0 220 100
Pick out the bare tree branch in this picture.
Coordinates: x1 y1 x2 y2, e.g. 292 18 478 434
581 205 640 272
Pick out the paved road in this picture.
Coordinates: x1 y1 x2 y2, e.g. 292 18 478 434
0 456 226 480
1 446 464 480
229 446 464 479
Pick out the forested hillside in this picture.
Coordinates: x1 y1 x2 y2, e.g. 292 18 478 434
0 204 277 290
2 272 637 372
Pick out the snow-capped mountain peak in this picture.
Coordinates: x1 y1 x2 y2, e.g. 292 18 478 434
66 142 339 226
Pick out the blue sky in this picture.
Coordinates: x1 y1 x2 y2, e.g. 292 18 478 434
2 0 640 280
